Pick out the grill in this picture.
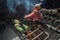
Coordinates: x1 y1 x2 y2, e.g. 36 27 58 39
10 19 50 40
9 12 60 40
42 13 60 33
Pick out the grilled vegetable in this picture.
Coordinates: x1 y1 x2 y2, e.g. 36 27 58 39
23 24 29 30
14 19 20 24
16 27 24 33
14 23 20 27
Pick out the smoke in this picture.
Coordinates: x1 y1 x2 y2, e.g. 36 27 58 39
7 0 41 14
24 0 34 11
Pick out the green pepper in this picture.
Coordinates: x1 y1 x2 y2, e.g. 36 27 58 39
23 24 29 30
16 27 24 33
